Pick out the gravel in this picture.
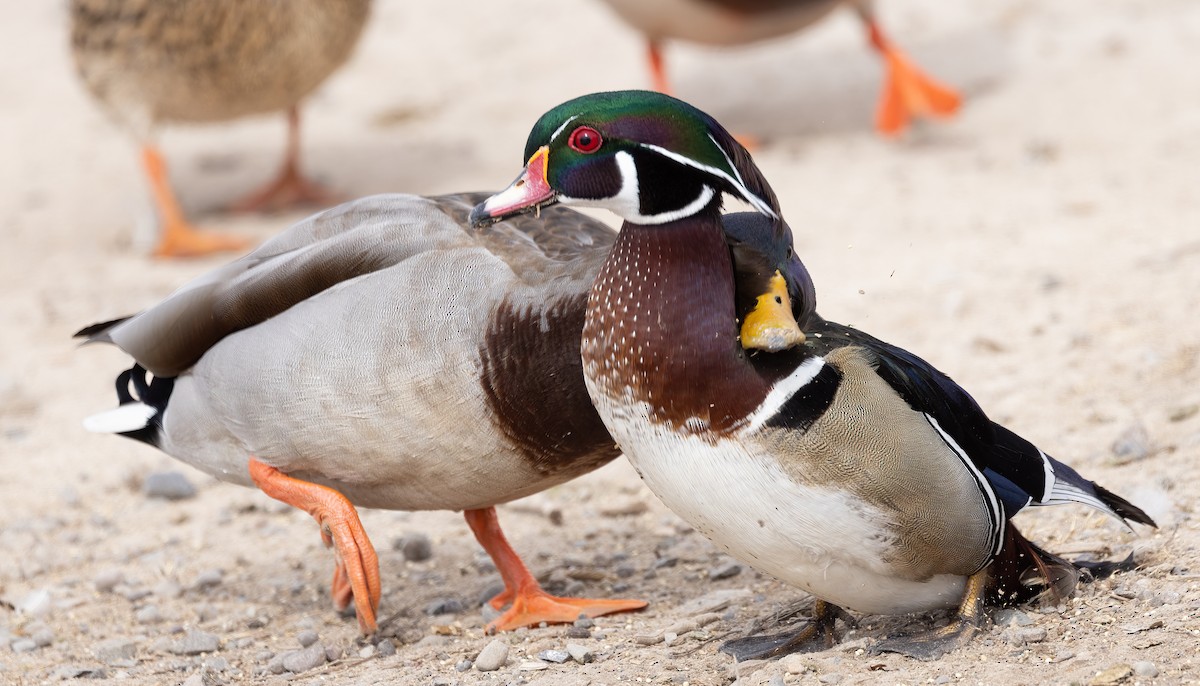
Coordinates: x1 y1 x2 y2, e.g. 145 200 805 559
134 605 162 624
295 630 319 648
566 643 594 664
142 470 197 500
394 533 434 562
538 649 570 663
1132 661 1158 678
93 569 125 592
191 569 223 590
708 559 743 580
425 597 464 615
169 630 219 656
281 642 328 673
93 637 138 663
474 638 509 672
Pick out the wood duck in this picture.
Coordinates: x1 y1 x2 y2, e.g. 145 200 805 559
596 0 960 135
77 193 649 635
470 90 1155 659
70 0 370 257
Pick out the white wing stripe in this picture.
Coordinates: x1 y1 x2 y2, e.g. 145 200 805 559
924 414 1005 558
742 356 825 434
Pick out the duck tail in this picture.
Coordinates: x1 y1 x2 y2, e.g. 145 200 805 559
82 364 174 448
987 525 1080 607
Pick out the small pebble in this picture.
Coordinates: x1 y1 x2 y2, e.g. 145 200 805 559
566 643 594 664
325 644 343 662
455 659 472 672
266 655 287 675
766 675 786 686
181 674 206 686
16 588 51 616
358 644 376 659
142 470 197 500
1089 664 1133 686
538 649 570 663
634 633 663 645
1110 424 1152 463
616 564 637 578
54 666 107 680
11 638 37 653
474 638 509 672
818 674 843 685
376 639 396 657
935 677 952 685
565 626 591 639
708 560 743 580
573 616 595 629
518 660 549 671
94 637 138 663
31 629 54 648
192 569 223 590
153 580 183 599
203 656 230 672
993 609 1034 626
169 630 219 656
93 569 125 593
281 642 328 673
1132 661 1158 678
394 533 433 562
296 630 319 648
1007 626 1047 645
425 598 464 615
781 654 809 674
135 605 162 624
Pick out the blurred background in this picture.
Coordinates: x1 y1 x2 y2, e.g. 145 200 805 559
2 0 1197 682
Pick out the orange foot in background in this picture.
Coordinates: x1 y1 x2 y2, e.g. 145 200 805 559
866 20 961 136
141 145 251 258
465 507 647 633
248 458 381 634
228 105 343 213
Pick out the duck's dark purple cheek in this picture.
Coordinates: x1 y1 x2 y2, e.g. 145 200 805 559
559 160 622 200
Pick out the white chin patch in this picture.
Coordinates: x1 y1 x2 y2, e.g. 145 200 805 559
561 151 715 225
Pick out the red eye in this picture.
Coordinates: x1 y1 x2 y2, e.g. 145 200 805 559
568 126 602 154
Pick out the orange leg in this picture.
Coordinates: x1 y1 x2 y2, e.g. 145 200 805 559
647 39 673 95
464 507 647 633
140 146 250 258
248 458 381 634
228 106 343 213
862 18 961 136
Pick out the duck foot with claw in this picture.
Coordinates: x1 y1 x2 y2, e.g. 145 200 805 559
248 458 381 635
872 567 989 661
228 107 343 213
464 508 647 633
721 599 843 661
862 15 961 136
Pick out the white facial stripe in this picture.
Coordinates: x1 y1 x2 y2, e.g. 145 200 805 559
559 150 716 225
924 414 1005 559
741 356 826 434
639 142 779 220
549 115 580 144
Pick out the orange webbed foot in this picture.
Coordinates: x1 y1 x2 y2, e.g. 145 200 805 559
248 458 381 634
866 21 961 136
151 221 252 258
465 507 647 634
484 587 648 634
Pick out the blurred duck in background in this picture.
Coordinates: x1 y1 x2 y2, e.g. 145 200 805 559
597 0 960 135
70 0 370 257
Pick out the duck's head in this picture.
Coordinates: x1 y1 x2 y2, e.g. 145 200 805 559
722 212 817 352
469 90 780 228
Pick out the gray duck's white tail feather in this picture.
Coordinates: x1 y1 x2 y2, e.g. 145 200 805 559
82 365 174 447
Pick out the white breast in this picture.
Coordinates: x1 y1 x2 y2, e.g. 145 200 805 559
592 389 966 615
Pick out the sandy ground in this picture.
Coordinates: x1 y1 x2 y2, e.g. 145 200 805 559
2 0 1198 684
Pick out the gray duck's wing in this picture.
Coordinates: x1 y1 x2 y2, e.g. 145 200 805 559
77 193 615 378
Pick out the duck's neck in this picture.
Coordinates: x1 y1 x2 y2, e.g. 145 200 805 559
581 212 772 435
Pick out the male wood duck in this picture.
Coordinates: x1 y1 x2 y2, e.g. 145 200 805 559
77 193 649 635
470 90 1155 659
70 0 370 257
596 0 960 135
